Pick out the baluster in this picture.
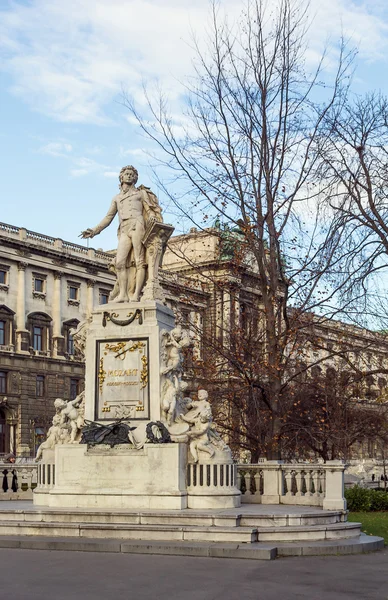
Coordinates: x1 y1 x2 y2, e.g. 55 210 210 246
285 469 293 496
305 469 313 497
318 469 325 497
253 471 262 500
295 470 303 496
236 469 242 492
312 469 320 498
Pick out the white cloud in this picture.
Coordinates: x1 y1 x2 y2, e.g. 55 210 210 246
39 141 73 157
38 143 119 178
120 147 146 157
0 0 387 126
70 168 88 177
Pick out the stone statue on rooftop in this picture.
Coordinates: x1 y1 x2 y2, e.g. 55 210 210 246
80 165 165 303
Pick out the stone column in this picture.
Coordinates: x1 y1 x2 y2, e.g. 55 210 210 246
52 271 64 357
87 280 95 317
16 262 29 353
223 289 231 348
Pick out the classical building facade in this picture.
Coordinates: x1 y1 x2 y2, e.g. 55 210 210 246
0 222 115 456
0 222 210 456
1 220 388 458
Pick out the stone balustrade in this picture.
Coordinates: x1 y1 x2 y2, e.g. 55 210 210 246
0 462 38 499
0 220 112 264
0 458 346 510
237 461 346 510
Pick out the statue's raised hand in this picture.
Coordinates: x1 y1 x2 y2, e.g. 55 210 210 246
80 228 95 239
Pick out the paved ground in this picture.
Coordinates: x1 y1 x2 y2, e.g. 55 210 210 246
3 547 388 600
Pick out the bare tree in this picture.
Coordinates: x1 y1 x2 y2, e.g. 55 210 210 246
319 93 388 327
124 0 358 458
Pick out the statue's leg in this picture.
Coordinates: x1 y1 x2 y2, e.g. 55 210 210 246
115 233 132 302
198 442 215 458
189 441 198 463
130 225 146 301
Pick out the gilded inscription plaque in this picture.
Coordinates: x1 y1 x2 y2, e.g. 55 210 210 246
95 338 149 420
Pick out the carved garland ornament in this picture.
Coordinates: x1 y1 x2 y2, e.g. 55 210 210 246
102 310 143 328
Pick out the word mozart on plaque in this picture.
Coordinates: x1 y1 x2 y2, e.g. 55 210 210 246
96 338 149 420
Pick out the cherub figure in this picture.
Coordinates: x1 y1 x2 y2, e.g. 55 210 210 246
55 391 85 444
35 414 62 461
161 326 185 376
161 373 180 426
183 405 215 463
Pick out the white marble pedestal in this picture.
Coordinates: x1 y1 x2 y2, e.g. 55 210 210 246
35 443 188 510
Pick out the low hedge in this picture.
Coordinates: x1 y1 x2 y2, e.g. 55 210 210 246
345 485 388 512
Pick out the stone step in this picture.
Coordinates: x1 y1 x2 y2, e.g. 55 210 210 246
0 533 381 560
0 509 241 528
0 520 258 543
239 510 345 528
256 522 362 542
0 508 346 528
0 516 362 543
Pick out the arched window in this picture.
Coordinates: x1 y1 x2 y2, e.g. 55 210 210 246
27 312 52 354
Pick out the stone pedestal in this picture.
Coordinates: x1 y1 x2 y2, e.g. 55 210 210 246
36 443 188 510
34 297 241 512
84 301 175 423
322 461 347 511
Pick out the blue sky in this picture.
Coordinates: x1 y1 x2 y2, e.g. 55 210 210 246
1 0 388 251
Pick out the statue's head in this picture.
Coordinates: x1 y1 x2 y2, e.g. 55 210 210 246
197 389 208 401
119 165 138 187
54 398 67 410
171 325 182 341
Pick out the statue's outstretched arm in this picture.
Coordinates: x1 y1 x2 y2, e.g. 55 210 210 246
80 198 117 239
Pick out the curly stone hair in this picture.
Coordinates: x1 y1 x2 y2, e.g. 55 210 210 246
119 165 139 186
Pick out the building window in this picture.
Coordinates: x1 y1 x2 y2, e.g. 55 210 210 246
36 375 45 397
27 312 52 354
33 326 43 351
34 427 46 456
69 286 78 300
99 290 110 305
70 379 79 400
68 332 74 355
62 319 79 358
0 265 10 292
32 273 47 299
34 278 44 293
67 282 80 306
0 306 15 348
0 372 7 394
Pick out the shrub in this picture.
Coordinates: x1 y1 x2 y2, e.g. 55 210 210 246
370 491 388 512
345 486 371 511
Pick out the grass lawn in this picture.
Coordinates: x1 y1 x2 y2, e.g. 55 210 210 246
348 512 388 544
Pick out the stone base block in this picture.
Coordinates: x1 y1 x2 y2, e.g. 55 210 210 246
45 491 188 510
261 495 281 504
322 498 347 511
187 492 241 510
35 442 188 510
